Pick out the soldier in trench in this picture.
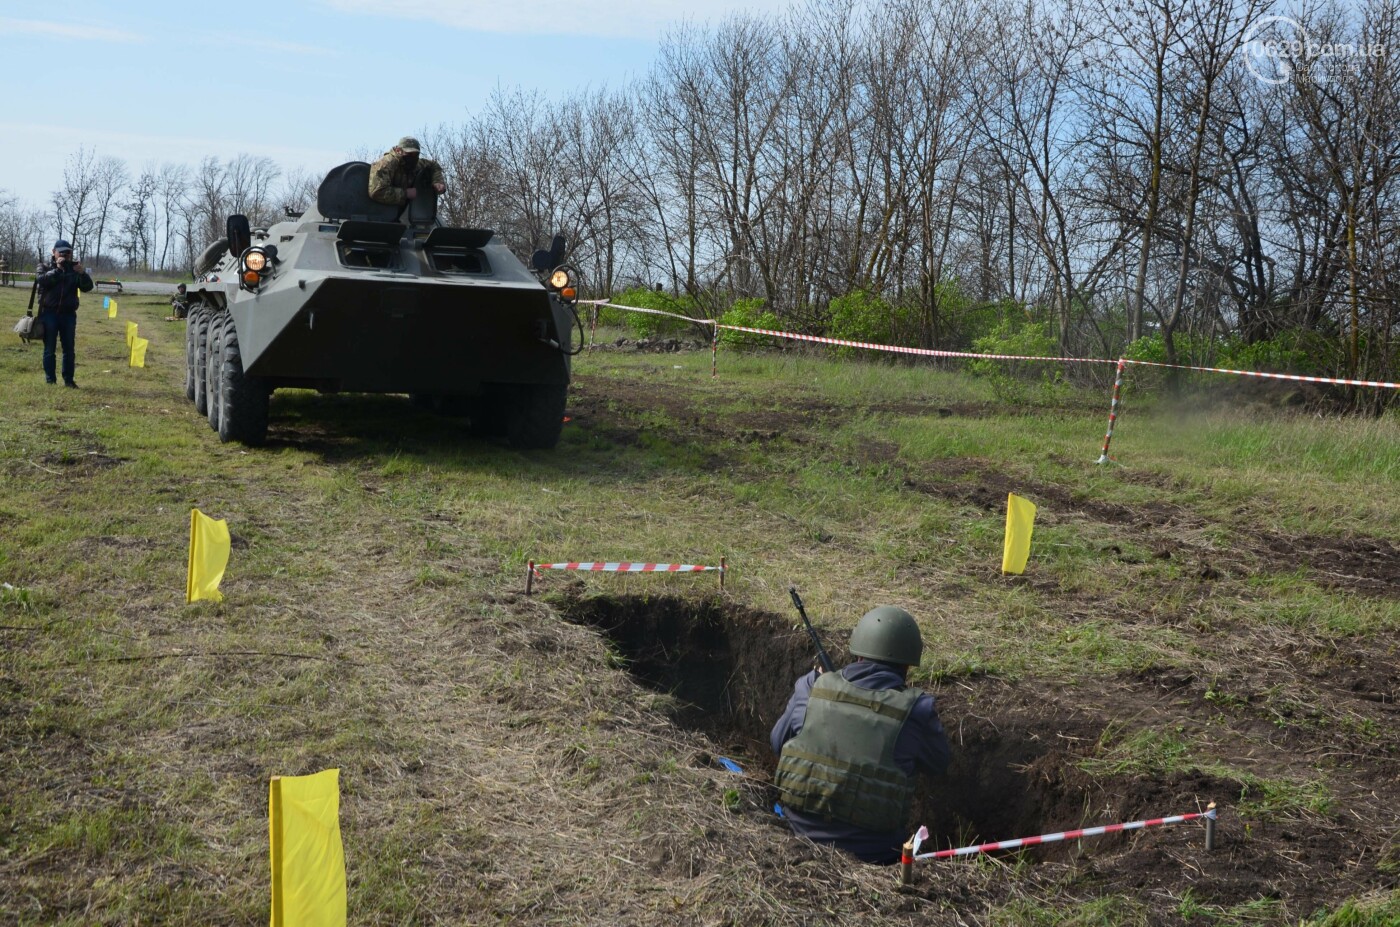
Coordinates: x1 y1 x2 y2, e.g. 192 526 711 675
770 606 952 864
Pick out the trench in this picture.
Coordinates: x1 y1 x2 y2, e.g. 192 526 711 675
560 594 1086 856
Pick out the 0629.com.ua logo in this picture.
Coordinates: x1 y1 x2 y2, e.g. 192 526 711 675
1242 14 1386 85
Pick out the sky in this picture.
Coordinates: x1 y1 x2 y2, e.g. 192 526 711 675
0 0 793 211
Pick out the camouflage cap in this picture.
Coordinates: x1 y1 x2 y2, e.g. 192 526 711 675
396 136 421 153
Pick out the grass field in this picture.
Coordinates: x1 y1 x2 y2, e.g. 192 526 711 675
1 285 1397 925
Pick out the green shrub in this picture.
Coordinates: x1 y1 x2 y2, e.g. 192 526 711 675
1217 329 1342 376
829 289 901 348
969 315 1064 404
717 297 779 348
610 286 699 338
941 296 1014 351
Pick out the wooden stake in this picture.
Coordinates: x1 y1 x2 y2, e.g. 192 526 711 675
899 838 915 886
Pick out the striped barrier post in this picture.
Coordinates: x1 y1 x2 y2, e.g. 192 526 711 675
525 559 727 595
711 322 719 378
899 803 1217 884
1096 358 1127 465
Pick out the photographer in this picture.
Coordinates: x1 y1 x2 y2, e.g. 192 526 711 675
35 239 93 387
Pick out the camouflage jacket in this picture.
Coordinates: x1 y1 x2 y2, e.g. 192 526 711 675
367 151 445 206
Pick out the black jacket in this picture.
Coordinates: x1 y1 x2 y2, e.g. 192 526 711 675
35 260 94 313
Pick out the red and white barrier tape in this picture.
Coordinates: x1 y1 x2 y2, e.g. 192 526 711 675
1123 358 1400 390
909 805 1216 861
717 324 1118 365
525 557 727 594
533 561 722 573
587 299 712 327
595 300 1400 387
593 300 1118 365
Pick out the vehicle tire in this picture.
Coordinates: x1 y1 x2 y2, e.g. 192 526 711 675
507 384 567 449
206 314 226 431
184 306 202 401
217 321 269 446
467 386 510 438
192 309 210 415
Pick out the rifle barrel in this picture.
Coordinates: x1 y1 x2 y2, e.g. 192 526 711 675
789 586 835 673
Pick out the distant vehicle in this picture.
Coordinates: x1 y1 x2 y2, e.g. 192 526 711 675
182 161 582 448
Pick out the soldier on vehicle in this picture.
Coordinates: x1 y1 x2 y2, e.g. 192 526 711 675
367 136 446 209
771 606 951 864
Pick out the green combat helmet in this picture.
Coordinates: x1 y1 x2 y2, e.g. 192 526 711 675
848 606 923 667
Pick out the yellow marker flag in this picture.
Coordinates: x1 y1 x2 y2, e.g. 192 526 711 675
130 336 149 368
108 298 118 319
186 508 231 603
270 769 346 927
126 320 138 348
1002 493 1037 575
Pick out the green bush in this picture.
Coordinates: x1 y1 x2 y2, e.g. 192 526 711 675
1121 330 1224 394
829 289 902 348
717 297 780 348
969 315 1063 404
609 286 699 338
826 282 1013 355
1217 329 1342 376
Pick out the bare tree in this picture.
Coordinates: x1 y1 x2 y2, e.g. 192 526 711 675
119 168 158 270
88 155 128 272
225 153 281 227
53 146 99 254
157 162 189 272
192 156 228 248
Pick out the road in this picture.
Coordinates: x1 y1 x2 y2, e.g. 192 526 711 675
110 280 182 296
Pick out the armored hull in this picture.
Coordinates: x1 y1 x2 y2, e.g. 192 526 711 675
182 162 578 448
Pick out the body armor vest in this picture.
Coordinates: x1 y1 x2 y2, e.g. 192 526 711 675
775 672 919 832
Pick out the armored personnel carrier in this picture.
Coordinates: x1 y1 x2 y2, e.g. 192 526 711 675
182 161 582 448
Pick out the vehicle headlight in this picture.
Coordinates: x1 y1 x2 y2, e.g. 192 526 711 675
244 250 268 272
548 269 571 290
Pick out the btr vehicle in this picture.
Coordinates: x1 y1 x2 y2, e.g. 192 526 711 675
182 161 582 448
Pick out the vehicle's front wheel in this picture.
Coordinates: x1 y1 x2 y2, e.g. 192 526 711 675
217 321 269 446
507 384 567 449
205 314 226 432
192 309 210 414
185 306 202 401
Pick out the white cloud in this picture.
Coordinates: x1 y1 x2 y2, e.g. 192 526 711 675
0 17 147 44
317 0 793 39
